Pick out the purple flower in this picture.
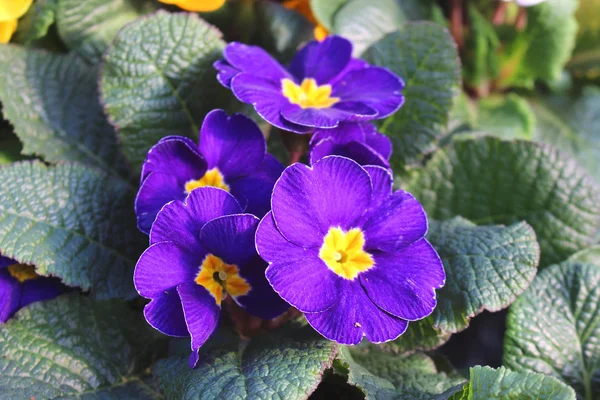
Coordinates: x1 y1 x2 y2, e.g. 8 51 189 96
134 187 289 367
135 109 284 234
214 36 404 134
255 156 445 345
0 255 67 324
309 122 392 169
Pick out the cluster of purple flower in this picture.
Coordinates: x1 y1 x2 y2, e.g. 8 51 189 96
134 35 445 367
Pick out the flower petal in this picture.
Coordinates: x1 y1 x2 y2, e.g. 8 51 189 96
333 67 404 119
223 42 291 83
135 172 186 234
0 255 15 268
280 101 376 129
0 270 21 323
363 166 393 210
140 136 205 184
150 187 242 247
309 139 390 168
363 190 428 252
361 239 445 320
199 214 260 266
305 280 408 345
228 154 284 218
177 282 221 367
310 122 370 146
271 156 372 247
134 242 202 299
199 110 267 178
365 128 392 159
20 278 66 308
231 73 310 133
257 212 341 313
214 60 240 88
236 255 290 320
289 36 352 84
143 289 189 337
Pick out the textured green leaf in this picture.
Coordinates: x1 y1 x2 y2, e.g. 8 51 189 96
101 11 227 171
362 22 460 169
504 261 600 399
0 295 164 400
426 217 539 333
568 245 600 264
568 0 600 78
531 86 600 181
0 161 145 299
310 0 348 31
475 94 535 140
377 316 452 355
336 346 464 399
333 0 440 56
153 323 337 399
462 4 500 90
447 366 576 400
498 0 578 88
56 0 157 64
406 137 600 266
0 46 129 180
13 0 58 44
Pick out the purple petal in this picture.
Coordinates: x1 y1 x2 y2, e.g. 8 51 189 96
214 60 240 88
140 136 206 185
136 172 186 234
150 187 242 247
199 214 260 266
332 67 404 119
310 122 372 146
134 242 202 299
329 59 370 86
363 166 393 210
20 278 66 308
177 282 221 366
363 190 428 252
199 110 267 178
0 255 15 268
0 270 21 323
309 139 390 168
236 255 290 320
289 36 352 84
280 101 376 129
228 154 284 218
231 73 310 133
143 289 189 337
224 42 291 83
361 239 444 320
365 129 392 159
271 156 372 247
257 212 341 313
305 280 408 345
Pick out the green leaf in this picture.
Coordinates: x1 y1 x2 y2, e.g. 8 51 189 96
336 346 464 399
153 323 337 399
475 94 535 140
504 261 600 399
310 0 348 31
0 161 145 299
377 316 452 355
101 11 228 171
0 46 129 181
0 294 164 399
447 366 576 400
362 22 461 169
498 0 579 88
567 0 600 78
13 0 58 44
56 0 157 64
426 217 539 333
531 86 600 181
568 245 600 264
406 137 600 266
462 4 500 90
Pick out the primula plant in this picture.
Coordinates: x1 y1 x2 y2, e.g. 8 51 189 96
0 0 599 399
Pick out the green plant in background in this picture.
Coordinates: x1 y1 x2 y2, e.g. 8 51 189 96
0 0 599 399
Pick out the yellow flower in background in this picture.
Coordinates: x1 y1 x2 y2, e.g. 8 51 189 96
283 0 328 41
158 0 226 12
0 0 33 43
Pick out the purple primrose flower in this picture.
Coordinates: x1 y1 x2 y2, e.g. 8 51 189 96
215 36 404 133
255 156 445 345
0 255 67 324
135 109 284 234
309 122 392 168
134 187 289 367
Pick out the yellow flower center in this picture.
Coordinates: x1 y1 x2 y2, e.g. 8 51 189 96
281 78 340 109
194 254 251 305
7 264 39 283
319 227 374 280
157 0 226 12
185 167 229 194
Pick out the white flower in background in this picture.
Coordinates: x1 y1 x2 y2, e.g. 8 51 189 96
501 0 547 6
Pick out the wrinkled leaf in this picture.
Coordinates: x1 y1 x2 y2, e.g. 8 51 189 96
13 0 58 44
377 316 452 355
0 161 144 299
